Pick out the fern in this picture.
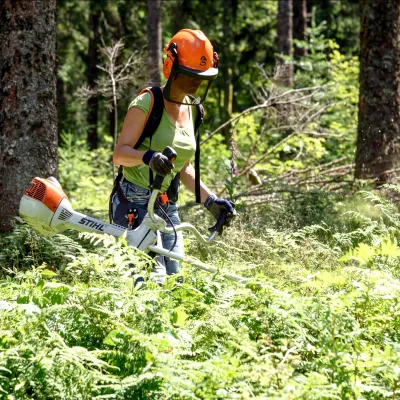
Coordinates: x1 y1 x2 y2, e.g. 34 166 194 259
3 186 400 398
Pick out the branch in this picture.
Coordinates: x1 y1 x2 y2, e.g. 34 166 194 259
237 131 298 177
266 84 329 102
201 84 328 145
201 102 268 144
301 131 344 139
270 90 322 107
280 157 348 179
319 164 355 176
115 51 137 80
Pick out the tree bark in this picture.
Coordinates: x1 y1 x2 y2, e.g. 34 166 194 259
56 75 66 142
87 0 101 150
318 0 332 35
355 0 400 184
172 0 193 34
109 106 116 144
293 0 307 57
0 0 58 233
221 0 237 145
306 0 312 15
147 0 162 86
276 0 293 86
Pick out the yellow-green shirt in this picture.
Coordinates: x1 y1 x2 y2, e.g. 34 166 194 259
123 92 197 192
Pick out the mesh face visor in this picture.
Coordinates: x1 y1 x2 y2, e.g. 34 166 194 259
163 57 218 105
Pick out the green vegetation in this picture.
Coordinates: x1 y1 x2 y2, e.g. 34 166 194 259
2 182 400 398
2 123 400 397
3 1 400 398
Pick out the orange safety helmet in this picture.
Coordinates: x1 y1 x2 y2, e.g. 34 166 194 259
162 29 219 105
163 29 219 80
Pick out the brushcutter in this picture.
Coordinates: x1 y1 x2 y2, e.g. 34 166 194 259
19 147 245 282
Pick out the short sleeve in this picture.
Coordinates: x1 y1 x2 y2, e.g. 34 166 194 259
128 92 152 116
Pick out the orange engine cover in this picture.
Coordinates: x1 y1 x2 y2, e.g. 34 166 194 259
24 177 69 212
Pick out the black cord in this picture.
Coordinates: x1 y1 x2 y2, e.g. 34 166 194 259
155 199 178 252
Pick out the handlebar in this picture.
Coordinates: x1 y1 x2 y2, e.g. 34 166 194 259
150 146 177 191
147 190 218 244
147 146 218 244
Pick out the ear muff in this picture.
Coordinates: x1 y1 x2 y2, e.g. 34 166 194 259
213 52 219 68
163 42 178 79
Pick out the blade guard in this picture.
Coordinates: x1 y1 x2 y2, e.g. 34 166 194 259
19 177 72 236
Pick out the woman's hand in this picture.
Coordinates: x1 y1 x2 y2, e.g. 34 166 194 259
143 150 174 177
204 194 236 233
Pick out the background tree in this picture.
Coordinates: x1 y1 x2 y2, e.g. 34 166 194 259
355 0 400 184
293 0 308 57
106 0 146 140
171 0 194 34
0 0 58 233
220 0 237 144
311 0 360 55
276 0 293 86
147 0 162 86
87 0 102 150
56 0 90 138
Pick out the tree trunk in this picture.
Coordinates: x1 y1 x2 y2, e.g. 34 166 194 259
147 0 162 86
276 0 293 86
221 0 236 145
0 0 58 233
56 75 66 143
172 0 193 33
109 106 116 146
306 0 312 15
318 0 332 36
355 0 400 184
87 0 101 150
293 0 307 57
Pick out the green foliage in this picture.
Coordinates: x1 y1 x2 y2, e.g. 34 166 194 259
4 184 400 398
321 43 359 162
12 1 400 398
199 134 232 194
294 17 332 86
195 22 360 201
59 132 113 216
0 222 86 274
294 20 360 164
313 0 360 56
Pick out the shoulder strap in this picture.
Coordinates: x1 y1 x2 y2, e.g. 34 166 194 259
133 86 164 150
193 102 205 203
132 86 164 187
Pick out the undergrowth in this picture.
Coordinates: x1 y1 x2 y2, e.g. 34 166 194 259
2 185 400 398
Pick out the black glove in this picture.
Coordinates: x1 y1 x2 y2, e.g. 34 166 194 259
143 150 174 177
204 194 236 233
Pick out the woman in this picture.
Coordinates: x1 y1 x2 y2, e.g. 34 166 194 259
112 29 235 278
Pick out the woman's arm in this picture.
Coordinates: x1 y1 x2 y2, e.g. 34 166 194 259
181 160 236 231
113 107 148 167
180 160 213 203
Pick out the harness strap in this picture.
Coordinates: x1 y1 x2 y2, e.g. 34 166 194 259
194 102 204 203
134 87 164 150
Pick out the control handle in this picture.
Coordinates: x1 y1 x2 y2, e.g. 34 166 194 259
151 146 177 191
